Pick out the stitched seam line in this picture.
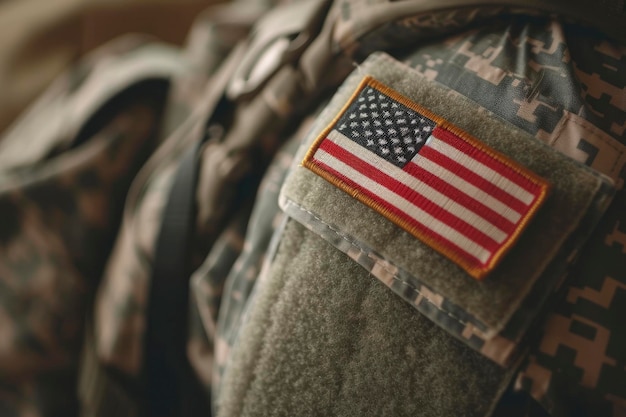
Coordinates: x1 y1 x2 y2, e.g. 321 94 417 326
286 199 472 328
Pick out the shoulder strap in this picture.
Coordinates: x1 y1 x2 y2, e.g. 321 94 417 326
143 42 248 417
145 142 207 417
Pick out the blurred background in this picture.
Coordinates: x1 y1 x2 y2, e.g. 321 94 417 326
0 0 214 135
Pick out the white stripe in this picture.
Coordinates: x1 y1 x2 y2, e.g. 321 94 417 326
412 153 522 224
428 136 535 205
314 147 491 264
326 131 508 244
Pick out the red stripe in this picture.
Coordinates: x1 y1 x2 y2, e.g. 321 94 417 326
432 127 541 197
317 139 501 253
310 158 486 267
418 145 530 215
403 161 517 234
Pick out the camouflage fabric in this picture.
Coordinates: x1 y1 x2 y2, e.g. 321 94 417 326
90 0 264 380
73 2 624 416
514 199 626 417
210 117 314 400
88 1 331 414
213 4 626 417
283 50 610 364
80 9 250 416
394 17 626 415
80 2 324 409
0 37 182 416
398 20 626 182
299 5 626 414
1 0 622 416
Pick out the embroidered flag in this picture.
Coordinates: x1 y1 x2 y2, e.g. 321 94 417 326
303 77 550 279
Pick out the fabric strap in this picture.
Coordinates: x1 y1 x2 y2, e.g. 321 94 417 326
145 142 209 417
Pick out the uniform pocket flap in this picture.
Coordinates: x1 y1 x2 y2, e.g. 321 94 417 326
279 53 615 366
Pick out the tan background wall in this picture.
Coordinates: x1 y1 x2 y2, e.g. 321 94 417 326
0 0 214 134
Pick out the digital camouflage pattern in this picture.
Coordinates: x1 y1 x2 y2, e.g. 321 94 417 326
514 199 626 416
213 4 626 417
398 20 626 183
279 49 617 373
192 3 626 417
392 18 626 415
0 0 624 416
0 37 182 416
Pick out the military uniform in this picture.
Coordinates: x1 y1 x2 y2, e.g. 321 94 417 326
203 3 626 416
0 0 624 416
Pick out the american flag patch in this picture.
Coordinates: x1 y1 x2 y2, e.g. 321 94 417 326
303 77 550 279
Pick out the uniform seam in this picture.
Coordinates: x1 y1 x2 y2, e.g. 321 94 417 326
285 199 471 328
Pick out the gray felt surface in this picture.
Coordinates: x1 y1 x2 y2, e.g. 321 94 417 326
218 220 509 417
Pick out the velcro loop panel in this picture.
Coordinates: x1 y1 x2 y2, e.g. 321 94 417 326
279 53 615 366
